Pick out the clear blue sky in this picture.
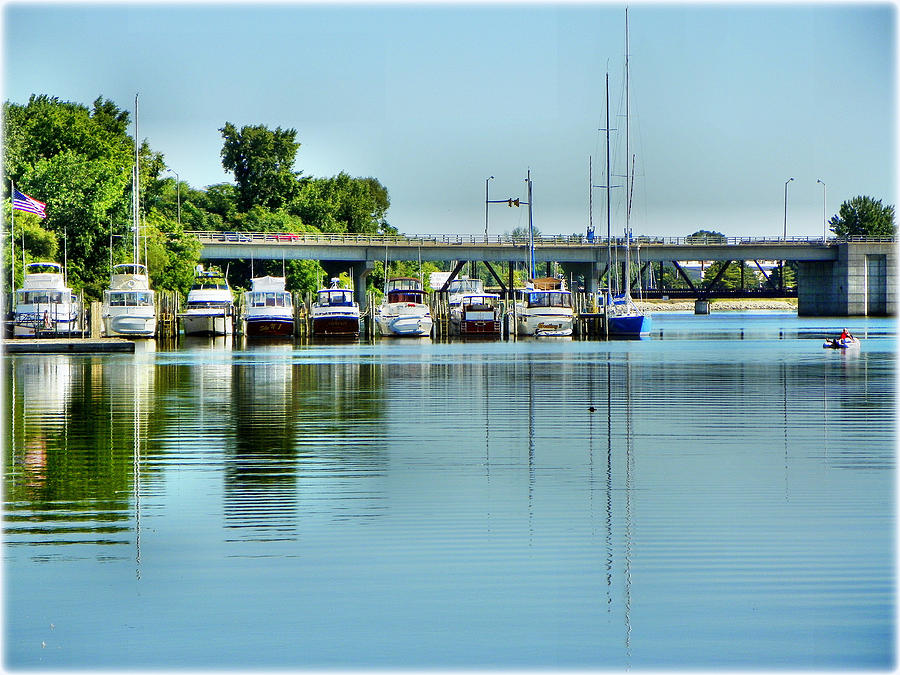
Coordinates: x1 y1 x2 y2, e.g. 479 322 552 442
3 1 895 238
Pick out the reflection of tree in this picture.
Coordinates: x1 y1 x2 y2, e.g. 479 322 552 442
4 357 155 552
224 354 388 543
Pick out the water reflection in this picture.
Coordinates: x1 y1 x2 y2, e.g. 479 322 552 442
5 353 155 561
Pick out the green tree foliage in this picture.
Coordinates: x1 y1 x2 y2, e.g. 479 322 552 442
220 122 301 212
292 173 391 234
763 262 797 291
686 229 727 243
829 196 895 237
701 260 761 290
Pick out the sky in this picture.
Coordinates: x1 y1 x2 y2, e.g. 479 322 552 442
2 1 896 239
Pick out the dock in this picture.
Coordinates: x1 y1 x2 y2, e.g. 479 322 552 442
4 338 136 354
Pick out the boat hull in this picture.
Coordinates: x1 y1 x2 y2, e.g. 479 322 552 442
515 312 573 337
823 337 860 349
245 318 294 338
182 312 233 336
607 313 652 337
376 314 433 337
312 316 360 336
104 313 157 338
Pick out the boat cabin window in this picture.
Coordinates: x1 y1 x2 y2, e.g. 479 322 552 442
106 291 153 307
524 291 571 308
319 290 352 306
249 291 291 308
387 291 423 304
17 290 70 305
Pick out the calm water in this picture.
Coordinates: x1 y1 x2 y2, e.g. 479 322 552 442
4 313 895 670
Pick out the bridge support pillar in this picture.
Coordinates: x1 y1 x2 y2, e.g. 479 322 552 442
566 262 601 296
797 242 896 316
351 261 375 311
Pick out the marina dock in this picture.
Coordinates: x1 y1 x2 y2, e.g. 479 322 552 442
5 338 136 354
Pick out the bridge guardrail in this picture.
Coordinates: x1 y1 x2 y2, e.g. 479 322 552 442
186 231 896 247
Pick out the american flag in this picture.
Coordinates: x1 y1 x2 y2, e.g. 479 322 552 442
12 188 47 219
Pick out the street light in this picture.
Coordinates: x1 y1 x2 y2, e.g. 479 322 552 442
783 177 794 240
484 175 494 240
166 167 181 228
817 179 826 242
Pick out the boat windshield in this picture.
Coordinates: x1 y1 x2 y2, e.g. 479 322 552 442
248 291 292 308
524 291 571 308
187 300 231 309
105 291 154 307
387 291 424 304
448 279 483 294
17 290 72 304
318 290 353 306
191 280 229 290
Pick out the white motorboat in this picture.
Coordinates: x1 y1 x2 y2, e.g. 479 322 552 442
514 277 574 337
181 265 234 336
310 278 360 337
447 278 501 336
102 264 157 338
374 277 433 337
243 276 294 338
13 262 80 336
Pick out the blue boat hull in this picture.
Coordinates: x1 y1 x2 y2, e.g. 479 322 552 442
608 313 652 337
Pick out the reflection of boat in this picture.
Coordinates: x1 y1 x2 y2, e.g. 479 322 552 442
823 337 860 349
242 276 294 338
182 266 234 336
374 277 433 337
514 277 573 337
448 278 501 337
102 264 157 338
13 262 80 336
310 279 360 336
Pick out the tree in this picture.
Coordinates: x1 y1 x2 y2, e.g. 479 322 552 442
686 229 726 243
220 122 301 212
291 173 391 235
701 260 761 290
829 196 895 237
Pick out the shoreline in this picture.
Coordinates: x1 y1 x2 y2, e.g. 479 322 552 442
634 298 798 313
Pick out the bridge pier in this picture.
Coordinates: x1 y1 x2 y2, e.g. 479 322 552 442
797 242 895 316
351 261 374 311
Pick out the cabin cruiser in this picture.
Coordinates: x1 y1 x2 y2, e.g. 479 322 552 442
447 278 501 336
374 277 433 337
310 279 360 336
13 262 80 336
514 277 574 337
181 266 234 336
242 276 294 338
102 263 157 337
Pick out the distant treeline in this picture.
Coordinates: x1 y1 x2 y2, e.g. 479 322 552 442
2 94 437 299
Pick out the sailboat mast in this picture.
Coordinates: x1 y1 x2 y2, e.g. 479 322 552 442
133 94 140 267
605 72 614 296
624 8 632 301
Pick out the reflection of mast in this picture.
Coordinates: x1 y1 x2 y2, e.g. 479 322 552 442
133 361 142 580
527 359 535 543
605 361 613 610
624 356 633 659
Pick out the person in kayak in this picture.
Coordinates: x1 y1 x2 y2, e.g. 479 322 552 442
840 328 853 341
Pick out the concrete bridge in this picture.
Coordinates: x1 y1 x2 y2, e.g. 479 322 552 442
189 231 896 316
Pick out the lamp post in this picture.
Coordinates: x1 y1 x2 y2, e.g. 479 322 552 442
484 176 494 240
166 167 181 228
817 179 826 242
783 177 794 240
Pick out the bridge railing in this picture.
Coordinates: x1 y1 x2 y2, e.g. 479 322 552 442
187 231 896 246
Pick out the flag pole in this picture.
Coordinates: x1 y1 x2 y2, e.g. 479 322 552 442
10 179 14 290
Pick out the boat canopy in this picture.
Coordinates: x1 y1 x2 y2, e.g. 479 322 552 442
386 277 423 292
250 276 287 292
317 289 354 306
